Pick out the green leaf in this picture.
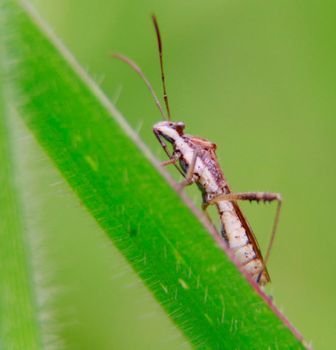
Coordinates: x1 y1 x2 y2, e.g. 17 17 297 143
0 0 308 348
0 50 42 350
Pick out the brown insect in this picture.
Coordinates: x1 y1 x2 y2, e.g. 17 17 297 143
113 15 282 285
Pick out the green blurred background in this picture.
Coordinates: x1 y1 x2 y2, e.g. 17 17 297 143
26 0 336 348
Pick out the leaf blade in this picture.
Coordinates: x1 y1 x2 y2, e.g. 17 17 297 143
0 55 42 350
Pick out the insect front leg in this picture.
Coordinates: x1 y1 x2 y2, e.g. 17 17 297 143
153 129 173 160
160 153 179 166
154 130 185 177
178 149 200 189
207 191 282 283
161 158 176 166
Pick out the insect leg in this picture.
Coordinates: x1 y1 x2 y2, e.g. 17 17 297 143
208 192 282 283
179 150 200 188
161 157 177 166
201 201 219 232
153 130 185 177
208 192 281 204
153 129 173 159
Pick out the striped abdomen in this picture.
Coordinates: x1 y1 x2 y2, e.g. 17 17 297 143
217 200 269 285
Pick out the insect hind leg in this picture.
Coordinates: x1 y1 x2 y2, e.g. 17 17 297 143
207 191 282 283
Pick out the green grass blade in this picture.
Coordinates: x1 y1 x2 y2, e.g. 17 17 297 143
1 0 307 348
0 52 42 350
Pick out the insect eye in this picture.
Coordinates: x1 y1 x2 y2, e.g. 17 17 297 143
176 122 185 130
175 122 185 135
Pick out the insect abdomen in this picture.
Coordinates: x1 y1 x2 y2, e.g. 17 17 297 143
218 200 268 285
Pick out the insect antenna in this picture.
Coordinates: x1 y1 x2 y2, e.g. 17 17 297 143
112 53 168 120
152 15 171 121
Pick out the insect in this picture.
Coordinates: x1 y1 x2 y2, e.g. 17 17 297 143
113 15 282 286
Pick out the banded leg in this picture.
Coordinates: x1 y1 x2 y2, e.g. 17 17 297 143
206 192 282 282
